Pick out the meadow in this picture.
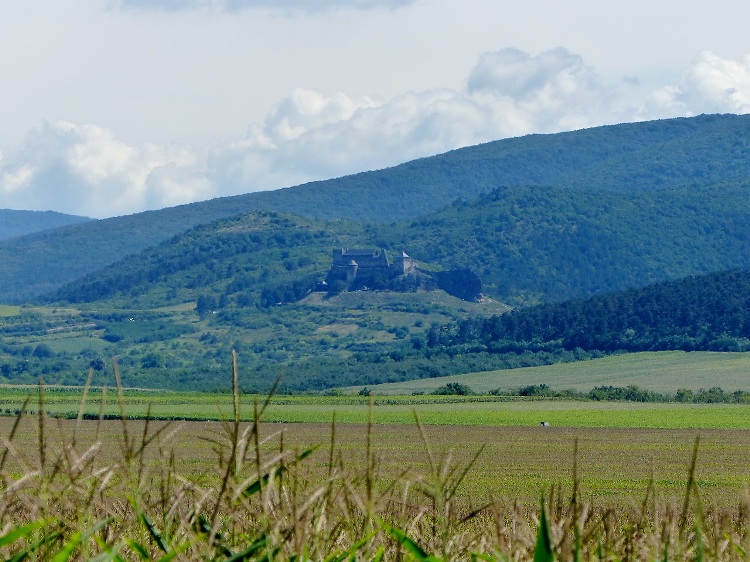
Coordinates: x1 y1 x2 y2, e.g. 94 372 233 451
347 350 750 395
2 376 750 560
0 305 21 317
4 386 750 428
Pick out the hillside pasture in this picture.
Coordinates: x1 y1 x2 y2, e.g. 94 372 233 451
0 305 21 317
351 350 750 395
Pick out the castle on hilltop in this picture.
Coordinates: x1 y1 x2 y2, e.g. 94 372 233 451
328 248 415 285
320 247 482 301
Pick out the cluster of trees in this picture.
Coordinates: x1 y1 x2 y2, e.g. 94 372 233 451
433 382 475 395
259 275 320 307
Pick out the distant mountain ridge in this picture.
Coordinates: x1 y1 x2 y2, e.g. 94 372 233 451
4 113 750 302
0 209 92 241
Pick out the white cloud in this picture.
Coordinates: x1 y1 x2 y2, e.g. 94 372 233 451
644 50 750 117
0 165 34 195
0 122 212 218
4 48 750 218
467 47 620 133
263 88 380 144
208 48 622 189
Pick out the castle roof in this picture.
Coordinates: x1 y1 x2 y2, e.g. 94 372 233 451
341 248 380 256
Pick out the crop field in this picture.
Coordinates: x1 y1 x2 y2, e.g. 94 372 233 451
228 424 750 508
2 387 750 504
3 387 750 428
2 385 750 559
0 416 745 509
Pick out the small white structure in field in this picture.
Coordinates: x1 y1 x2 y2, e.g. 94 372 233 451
540 421 549 427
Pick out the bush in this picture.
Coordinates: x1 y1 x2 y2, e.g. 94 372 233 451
32 344 54 358
433 382 474 395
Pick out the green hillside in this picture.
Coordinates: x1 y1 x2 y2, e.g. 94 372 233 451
0 211 512 391
387 181 750 304
0 288 510 392
0 209 91 241
8 201 750 391
48 179 750 308
4 113 750 302
27 191 750 392
51 211 356 308
345 351 750 395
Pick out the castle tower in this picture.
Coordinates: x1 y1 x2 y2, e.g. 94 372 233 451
393 252 415 275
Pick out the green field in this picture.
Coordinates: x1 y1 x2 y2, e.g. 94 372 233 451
349 350 750 395
3 386 750 428
1 411 748 509
0 305 21 317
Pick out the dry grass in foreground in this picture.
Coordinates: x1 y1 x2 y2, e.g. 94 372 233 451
1 359 749 560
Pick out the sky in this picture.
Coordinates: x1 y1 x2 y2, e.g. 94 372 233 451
2 1 750 218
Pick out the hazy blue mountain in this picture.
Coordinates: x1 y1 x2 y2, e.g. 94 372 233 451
0 209 92 241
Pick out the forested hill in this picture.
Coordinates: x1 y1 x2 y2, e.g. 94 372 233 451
4 113 750 302
386 181 750 304
54 179 750 308
52 212 366 308
0 209 91 241
440 268 750 355
228 113 750 210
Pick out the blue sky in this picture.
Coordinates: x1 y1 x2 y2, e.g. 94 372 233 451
2 0 750 218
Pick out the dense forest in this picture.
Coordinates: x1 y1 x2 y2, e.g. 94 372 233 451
436 268 750 355
386 181 750 304
4 113 750 301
